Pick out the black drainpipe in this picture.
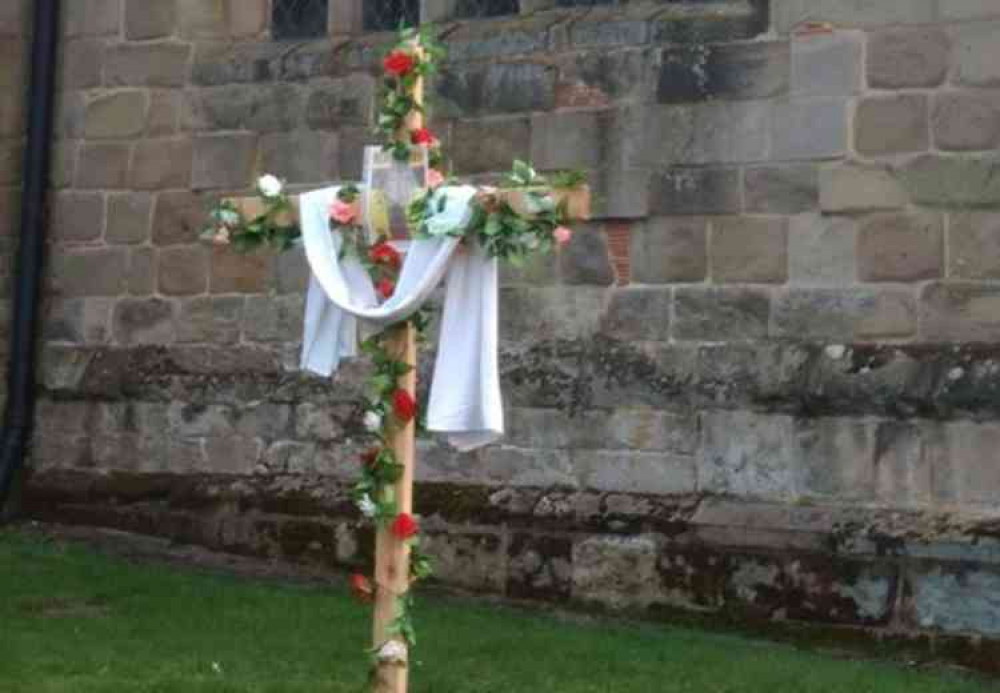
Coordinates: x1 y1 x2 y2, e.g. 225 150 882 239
0 0 62 517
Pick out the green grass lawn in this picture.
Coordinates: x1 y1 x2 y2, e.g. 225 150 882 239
0 528 993 693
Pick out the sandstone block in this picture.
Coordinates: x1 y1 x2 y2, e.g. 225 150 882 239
51 192 104 242
158 245 209 296
954 23 1000 87
452 117 530 175
84 91 148 139
920 283 1000 342
710 217 789 284
499 287 607 343
507 532 572 602
949 213 1000 280
243 295 304 343
559 224 614 286
574 450 696 495
50 248 127 297
131 138 193 191
857 212 943 282
639 101 769 167
658 41 789 104
630 217 707 283
64 0 120 37
600 288 671 341
791 31 861 98
770 98 847 161
60 39 104 90
933 91 1000 153
900 155 1000 208
788 214 856 286
274 248 309 295
183 85 302 133
649 168 741 216
125 0 177 39
177 296 244 345
210 246 274 294
304 76 376 130
941 1 1000 19
772 0 935 33
874 422 933 508
259 132 338 185
867 27 949 89
113 298 175 345
530 110 604 171
572 535 663 609
855 95 928 156
74 142 130 189
178 0 267 39
773 288 916 340
106 193 152 245
153 191 207 246
105 43 191 87
910 565 1000 636
147 91 181 136
744 164 818 214
435 62 556 117
127 247 156 295
191 134 257 191
203 437 263 475
674 287 770 341
930 421 1000 511
819 162 908 213
44 297 112 344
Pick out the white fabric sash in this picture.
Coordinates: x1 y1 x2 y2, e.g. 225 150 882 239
299 186 503 451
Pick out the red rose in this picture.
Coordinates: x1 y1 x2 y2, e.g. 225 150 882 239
410 127 435 146
393 389 417 423
391 513 419 540
370 241 401 269
383 50 416 77
377 278 395 299
350 573 374 602
361 448 380 468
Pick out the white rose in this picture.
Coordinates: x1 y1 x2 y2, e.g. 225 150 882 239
377 640 408 664
363 410 383 432
257 174 283 198
357 495 377 518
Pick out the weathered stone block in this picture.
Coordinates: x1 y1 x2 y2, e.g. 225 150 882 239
600 288 671 342
791 31 861 98
178 0 267 39
191 134 257 191
572 535 663 609
56 90 86 139
452 117 530 175
304 76 375 130
658 42 789 104
44 298 113 344
243 295 304 343
106 193 152 245
772 0 936 34
744 164 818 214
259 132 338 185
909 565 1000 636
819 162 908 213
508 533 572 601
855 94 928 156
941 1 1000 19
50 248 127 297
153 191 207 246
183 85 303 133
60 39 104 90
788 214 856 286
126 247 156 295
710 217 788 284
530 110 604 171
954 23 1000 87
74 142 130 189
639 101 769 167
113 297 176 345
275 248 310 295
105 43 191 87
436 63 556 117
499 287 607 342
574 450 696 495
949 213 1000 280
177 296 244 345
84 91 148 139
867 27 949 89
857 212 943 282
423 530 506 593
649 168 741 216
630 217 707 283
147 91 181 137
901 155 1000 209
674 287 770 341
158 245 209 296
874 422 933 507
64 0 120 37
559 224 614 286
933 91 1000 153
773 288 917 340
770 98 847 161
203 437 263 475
210 246 274 294
51 192 104 242
930 421 1000 510
125 0 177 39
920 283 1000 342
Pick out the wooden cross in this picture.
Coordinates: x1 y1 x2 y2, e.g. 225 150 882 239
223 41 589 693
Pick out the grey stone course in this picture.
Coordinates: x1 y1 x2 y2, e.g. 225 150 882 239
857 212 944 282
867 27 950 89
710 217 789 284
855 95 929 156
790 31 861 98
744 164 819 214
933 91 1000 152
630 217 707 283
948 213 1000 280
674 287 771 341
770 98 847 161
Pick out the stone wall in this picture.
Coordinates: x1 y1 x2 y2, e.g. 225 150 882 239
14 0 1000 667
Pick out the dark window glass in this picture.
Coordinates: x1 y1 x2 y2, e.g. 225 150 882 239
273 0 329 39
454 0 520 18
364 0 420 31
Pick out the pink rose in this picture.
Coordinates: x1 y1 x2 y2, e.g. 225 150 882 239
553 226 573 246
330 200 358 225
426 169 445 189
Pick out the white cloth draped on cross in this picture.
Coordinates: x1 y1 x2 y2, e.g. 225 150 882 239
299 185 503 452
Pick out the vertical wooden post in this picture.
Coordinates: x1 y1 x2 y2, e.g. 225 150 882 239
371 38 424 693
